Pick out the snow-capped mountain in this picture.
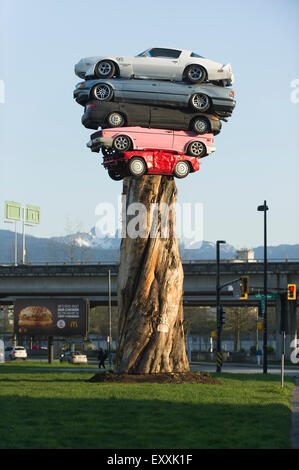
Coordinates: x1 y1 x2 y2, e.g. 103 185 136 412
0 227 298 265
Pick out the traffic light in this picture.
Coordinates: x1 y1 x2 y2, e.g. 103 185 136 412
240 276 249 299
287 284 296 301
220 305 226 325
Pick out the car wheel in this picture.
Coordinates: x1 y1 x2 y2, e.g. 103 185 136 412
92 83 113 102
184 65 206 84
102 146 118 158
187 141 206 157
128 157 146 176
190 93 210 112
108 169 124 181
173 161 190 179
95 60 116 79
192 117 210 134
107 112 125 128
113 135 132 152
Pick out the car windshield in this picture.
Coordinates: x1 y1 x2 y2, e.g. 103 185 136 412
15 347 25 350
191 52 204 58
136 48 181 59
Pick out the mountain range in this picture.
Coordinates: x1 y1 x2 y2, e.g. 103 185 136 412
0 228 298 265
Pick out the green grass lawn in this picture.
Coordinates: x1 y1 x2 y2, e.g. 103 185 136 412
0 361 295 449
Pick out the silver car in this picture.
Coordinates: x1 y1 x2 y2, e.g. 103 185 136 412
75 48 234 86
74 79 235 116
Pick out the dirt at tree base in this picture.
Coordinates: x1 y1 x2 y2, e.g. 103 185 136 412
88 370 221 385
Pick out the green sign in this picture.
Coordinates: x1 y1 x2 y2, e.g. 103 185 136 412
26 205 40 224
254 293 279 300
4 201 21 221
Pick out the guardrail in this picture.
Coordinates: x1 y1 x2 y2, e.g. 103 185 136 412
1 258 299 267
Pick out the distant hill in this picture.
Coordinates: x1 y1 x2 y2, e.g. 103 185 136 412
0 228 298 265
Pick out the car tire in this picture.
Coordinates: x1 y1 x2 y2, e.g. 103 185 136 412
95 60 116 79
107 112 125 128
190 93 211 112
108 169 124 181
192 117 210 134
92 83 113 102
187 141 206 157
128 157 147 176
102 146 118 158
173 161 190 179
184 65 206 84
113 135 132 152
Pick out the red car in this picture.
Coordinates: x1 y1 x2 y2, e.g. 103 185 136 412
102 148 201 180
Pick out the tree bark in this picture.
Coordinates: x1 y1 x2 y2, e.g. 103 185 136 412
116 175 189 374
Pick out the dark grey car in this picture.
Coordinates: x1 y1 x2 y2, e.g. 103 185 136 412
81 100 222 135
74 78 235 117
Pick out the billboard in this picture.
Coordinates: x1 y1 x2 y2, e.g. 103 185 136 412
14 298 89 336
26 205 40 224
5 201 21 221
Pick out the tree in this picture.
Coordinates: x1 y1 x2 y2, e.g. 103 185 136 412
116 176 189 374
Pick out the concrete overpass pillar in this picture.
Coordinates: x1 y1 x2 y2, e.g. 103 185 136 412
286 301 297 361
275 297 282 360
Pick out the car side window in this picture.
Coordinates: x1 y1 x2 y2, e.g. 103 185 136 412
149 48 181 59
191 52 204 58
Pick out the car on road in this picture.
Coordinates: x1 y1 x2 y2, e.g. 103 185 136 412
74 78 235 116
81 101 222 135
59 351 88 364
87 127 216 158
102 149 201 180
5 346 27 361
75 47 234 86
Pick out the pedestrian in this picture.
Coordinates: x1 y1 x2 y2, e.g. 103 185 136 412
98 348 107 369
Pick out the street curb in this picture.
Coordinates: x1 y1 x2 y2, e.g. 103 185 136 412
291 378 299 449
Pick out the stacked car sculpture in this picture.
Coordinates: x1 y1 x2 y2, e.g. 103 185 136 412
74 47 236 180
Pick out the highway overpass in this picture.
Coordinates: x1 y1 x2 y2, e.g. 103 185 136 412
0 261 298 359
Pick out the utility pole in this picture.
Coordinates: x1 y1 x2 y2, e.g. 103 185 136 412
257 201 269 374
108 269 112 368
216 240 226 373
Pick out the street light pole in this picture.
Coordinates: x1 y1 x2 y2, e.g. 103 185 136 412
257 200 269 374
216 240 226 373
108 269 112 368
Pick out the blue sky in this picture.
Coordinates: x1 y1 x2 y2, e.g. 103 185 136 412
0 0 298 248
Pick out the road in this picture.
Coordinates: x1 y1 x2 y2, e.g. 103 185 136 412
12 358 299 377
190 362 299 377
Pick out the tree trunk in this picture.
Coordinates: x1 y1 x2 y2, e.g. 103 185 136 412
116 175 189 374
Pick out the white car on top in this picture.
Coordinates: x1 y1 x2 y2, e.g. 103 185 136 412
75 47 234 86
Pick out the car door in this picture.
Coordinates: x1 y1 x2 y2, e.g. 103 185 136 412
153 150 173 173
155 81 190 107
150 107 186 130
133 128 173 150
120 80 162 106
132 48 182 79
119 103 150 127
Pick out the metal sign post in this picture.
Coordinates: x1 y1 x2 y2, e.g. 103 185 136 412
4 201 40 265
281 331 286 388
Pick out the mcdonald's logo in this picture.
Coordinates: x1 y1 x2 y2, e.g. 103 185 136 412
70 321 78 328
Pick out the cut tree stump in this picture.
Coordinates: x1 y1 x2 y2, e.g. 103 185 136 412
116 175 190 374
